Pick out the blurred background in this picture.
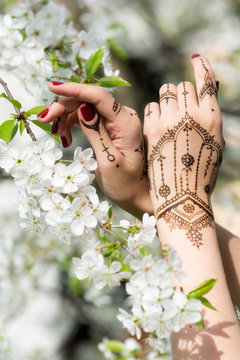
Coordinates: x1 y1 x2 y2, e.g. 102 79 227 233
0 0 240 359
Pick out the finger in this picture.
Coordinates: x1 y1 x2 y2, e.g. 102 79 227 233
191 54 219 109
143 102 160 139
37 97 81 123
177 81 198 113
59 111 79 148
78 103 123 169
48 82 128 123
159 83 178 115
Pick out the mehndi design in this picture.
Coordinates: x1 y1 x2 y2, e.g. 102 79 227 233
148 111 222 249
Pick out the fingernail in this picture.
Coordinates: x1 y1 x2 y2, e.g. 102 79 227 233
51 81 64 86
37 108 49 119
80 103 96 122
51 119 59 134
61 136 68 148
192 54 200 59
216 81 219 91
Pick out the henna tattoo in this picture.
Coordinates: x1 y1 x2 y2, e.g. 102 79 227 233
113 99 121 115
160 84 177 104
146 104 153 117
81 115 100 132
101 142 115 162
148 111 223 249
182 82 189 109
199 59 218 101
82 115 115 163
135 141 147 180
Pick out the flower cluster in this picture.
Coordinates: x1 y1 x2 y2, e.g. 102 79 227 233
117 251 201 354
0 136 108 245
0 0 119 102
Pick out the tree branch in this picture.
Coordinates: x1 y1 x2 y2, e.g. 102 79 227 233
0 77 37 142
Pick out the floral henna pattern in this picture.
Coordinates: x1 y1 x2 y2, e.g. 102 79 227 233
148 112 223 249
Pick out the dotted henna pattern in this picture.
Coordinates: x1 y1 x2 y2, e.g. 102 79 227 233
148 111 223 249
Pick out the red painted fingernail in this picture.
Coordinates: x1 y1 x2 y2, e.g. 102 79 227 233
192 54 200 59
80 103 96 122
51 81 64 86
216 81 219 91
51 119 59 134
61 136 68 148
37 108 49 119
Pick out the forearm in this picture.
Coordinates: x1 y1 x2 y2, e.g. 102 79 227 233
155 216 240 359
215 223 240 308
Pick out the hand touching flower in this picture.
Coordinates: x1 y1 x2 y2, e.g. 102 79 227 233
38 83 151 218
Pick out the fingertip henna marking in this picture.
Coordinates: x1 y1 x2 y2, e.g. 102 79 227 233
146 104 153 117
160 84 177 104
113 99 122 115
199 58 218 101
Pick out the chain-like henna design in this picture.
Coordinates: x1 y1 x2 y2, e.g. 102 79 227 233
182 82 189 109
82 116 115 163
112 99 122 115
199 58 218 101
148 111 223 249
160 84 177 104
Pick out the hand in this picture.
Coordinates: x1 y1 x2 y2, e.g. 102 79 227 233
37 83 152 218
144 55 224 248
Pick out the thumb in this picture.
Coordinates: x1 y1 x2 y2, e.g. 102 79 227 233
78 103 123 170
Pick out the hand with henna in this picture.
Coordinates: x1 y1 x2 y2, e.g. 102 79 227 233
37 83 151 217
143 55 240 359
144 54 224 249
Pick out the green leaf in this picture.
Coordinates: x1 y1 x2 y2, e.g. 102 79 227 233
199 296 217 311
0 93 22 109
105 340 126 353
0 120 16 143
26 106 47 116
32 120 60 143
196 318 204 331
20 120 25 135
76 55 82 69
187 279 217 299
96 76 131 88
10 123 18 141
107 38 128 60
139 246 148 257
85 47 104 77
107 207 112 220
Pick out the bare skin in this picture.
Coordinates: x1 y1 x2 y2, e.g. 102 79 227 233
37 58 240 308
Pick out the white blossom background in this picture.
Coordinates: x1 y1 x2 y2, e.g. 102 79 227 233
0 0 240 359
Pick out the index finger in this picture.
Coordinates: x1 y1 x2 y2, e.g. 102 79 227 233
48 82 126 122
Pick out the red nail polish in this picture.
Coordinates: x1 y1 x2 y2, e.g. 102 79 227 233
80 103 96 122
51 81 64 86
51 119 59 134
61 136 68 148
192 54 200 59
216 81 219 91
37 108 49 119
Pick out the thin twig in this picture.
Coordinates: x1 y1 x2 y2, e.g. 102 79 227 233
98 221 139 260
0 77 37 141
